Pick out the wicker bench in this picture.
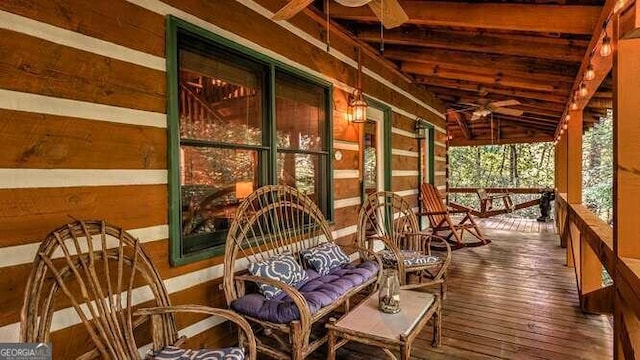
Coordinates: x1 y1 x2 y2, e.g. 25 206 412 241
223 185 382 359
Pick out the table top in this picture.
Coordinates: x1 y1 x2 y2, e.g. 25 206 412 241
333 290 436 341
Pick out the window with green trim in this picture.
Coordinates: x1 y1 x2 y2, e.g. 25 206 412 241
167 18 332 265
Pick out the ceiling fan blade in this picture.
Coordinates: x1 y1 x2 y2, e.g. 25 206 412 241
272 0 313 21
335 0 372 6
471 113 480 121
493 107 524 117
489 99 520 108
368 0 409 29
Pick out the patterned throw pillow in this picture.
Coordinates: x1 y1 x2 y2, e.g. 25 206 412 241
300 242 350 276
248 252 308 300
154 345 245 360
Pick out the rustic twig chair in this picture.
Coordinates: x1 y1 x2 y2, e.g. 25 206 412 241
357 191 452 298
420 183 487 248
224 185 382 360
20 220 256 360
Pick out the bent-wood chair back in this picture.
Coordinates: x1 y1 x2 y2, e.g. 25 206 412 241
224 185 334 302
20 220 176 359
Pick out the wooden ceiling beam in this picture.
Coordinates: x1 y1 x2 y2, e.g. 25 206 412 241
383 48 579 78
399 59 574 86
356 27 587 62
450 134 554 147
418 78 569 103
427 86 566 111
409 68 570 93
330 1 601 34
448 110 472 139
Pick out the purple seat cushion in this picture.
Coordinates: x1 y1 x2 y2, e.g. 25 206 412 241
231 261 378 324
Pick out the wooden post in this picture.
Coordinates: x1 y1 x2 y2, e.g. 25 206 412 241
555 134 568 194
566 109 582 204
614 11 640 359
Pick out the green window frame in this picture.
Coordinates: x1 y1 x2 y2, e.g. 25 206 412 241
166 16 333 266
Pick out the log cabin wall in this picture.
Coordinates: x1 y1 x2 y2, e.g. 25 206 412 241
0 0 446 357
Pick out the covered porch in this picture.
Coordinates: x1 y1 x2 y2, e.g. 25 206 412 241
311 218 613 359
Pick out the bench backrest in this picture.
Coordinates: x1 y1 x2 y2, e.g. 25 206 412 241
224 185 334 301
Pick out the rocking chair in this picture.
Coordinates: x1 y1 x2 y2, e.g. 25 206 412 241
420 183 487 248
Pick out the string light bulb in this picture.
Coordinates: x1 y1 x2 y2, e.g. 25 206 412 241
563 123 568 130
565 113 571 122
571 99 578 111
584 63 595 81
579 83 588 97
600 35 612 57
560 128 565 135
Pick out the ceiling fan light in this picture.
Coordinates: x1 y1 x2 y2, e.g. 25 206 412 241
600 35 612 57
334 0 372 7
584 64 596 81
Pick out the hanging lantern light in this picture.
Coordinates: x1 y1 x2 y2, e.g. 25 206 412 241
349 47 368 123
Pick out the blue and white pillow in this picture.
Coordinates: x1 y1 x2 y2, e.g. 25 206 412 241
248 252 308 300
300 242 350 276
154 345 245 359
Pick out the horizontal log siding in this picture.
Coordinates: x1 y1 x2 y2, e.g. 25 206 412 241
0 0 445 356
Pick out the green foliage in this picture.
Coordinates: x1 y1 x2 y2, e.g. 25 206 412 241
449 142 555 218
582 111 613 224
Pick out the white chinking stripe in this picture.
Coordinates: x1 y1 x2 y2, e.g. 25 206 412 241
391 127 417 139
0 169 167 189
126 0 444 121
395 189 419 197
435 156 447 162
392 149 419 158
392 170 419 177
435 141 446 148
0 89 166 128
437 185 447 190
0 225 359 342
0 10 165 72
333 140 359 151
334 197 361 209
435 171 447 176
0 225 169 268
334 169 359 179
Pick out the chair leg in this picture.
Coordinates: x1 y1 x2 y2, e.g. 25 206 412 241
290 321 305 360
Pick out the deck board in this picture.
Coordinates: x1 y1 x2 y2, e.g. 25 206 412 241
308 217 612 360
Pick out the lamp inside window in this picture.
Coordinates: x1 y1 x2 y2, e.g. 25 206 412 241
349 88 368 123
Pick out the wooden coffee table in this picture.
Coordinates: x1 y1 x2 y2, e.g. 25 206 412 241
326 289 441 360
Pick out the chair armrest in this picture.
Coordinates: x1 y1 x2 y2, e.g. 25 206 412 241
233 274 312 336
135 305 257 360
425 235 452 281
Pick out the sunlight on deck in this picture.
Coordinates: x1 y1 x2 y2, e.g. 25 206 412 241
316 217 613 360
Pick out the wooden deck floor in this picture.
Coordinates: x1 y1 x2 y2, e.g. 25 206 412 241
311 217 613 360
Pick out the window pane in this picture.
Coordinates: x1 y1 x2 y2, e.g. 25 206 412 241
181 146 259 252
364 122 378 193
179 47 263 145
276 72 325 151
277 152 323 202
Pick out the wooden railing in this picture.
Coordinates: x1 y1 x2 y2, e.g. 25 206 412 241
555 193 640 357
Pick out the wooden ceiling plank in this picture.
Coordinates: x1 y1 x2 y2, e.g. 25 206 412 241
410 69 570 93
356 27 587 62
331 1 602 35
450 135 554 146
399 59 575 85
418 78 569 103
383 48 579 78
426 86 566 111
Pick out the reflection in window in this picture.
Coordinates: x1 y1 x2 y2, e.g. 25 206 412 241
275 72 328 212
364 122 378 194
178 42 263 253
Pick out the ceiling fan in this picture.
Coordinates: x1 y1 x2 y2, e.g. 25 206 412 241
272 0 409 29
453 99 524 121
